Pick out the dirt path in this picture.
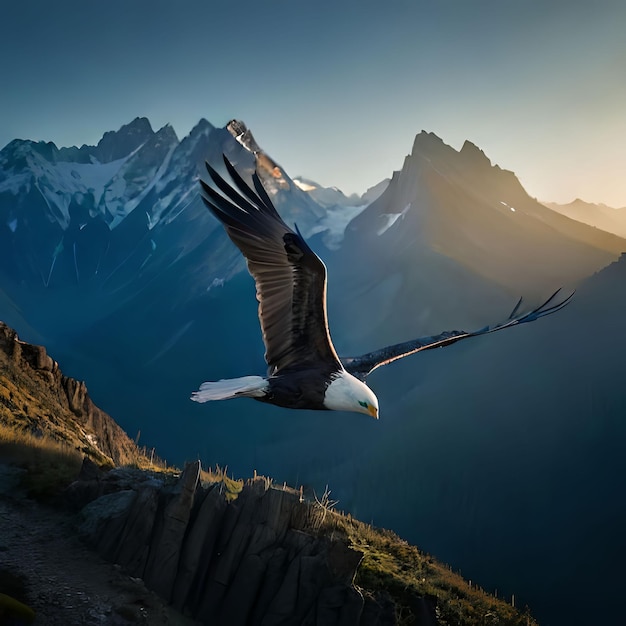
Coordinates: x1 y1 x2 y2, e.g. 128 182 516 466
0 485 198 626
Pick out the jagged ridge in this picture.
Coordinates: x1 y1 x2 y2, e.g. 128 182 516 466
0 321 139 466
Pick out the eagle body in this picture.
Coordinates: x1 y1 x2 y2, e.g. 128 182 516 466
193 366 379 417
263 366 338 411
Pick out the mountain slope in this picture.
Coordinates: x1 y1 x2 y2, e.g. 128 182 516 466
544 198 626 239
0 321 141 467
344 132 624 291
327 132 625 355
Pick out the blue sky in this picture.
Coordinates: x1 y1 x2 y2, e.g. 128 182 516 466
2 0 625 205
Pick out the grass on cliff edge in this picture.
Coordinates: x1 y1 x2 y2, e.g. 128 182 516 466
0 422 84 497
0 421 185 498
308 502 538 626
200 464 244 501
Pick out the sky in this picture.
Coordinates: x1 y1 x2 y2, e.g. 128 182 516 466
2 0 625 206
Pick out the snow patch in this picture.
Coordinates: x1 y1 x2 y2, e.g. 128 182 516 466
293 179 317 192
0 171 31 195
146 211 158 230
377 203 412 236
1 150 130 229
54 157 128 205
107 141 177 229
148 181 187 227
308 204 369 249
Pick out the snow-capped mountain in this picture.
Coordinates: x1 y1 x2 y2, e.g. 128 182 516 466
0 117 356 295
0 117 162 230
288 176 391 249
292 176 360 207
2 116 623 347
0 117 211 291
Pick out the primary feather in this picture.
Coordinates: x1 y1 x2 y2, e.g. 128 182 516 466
200 158 341 375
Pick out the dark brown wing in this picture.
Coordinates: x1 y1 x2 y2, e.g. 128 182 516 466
342 289 574 380
200 156 342 375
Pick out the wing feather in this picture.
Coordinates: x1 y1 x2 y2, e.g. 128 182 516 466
342 289 574 380
201 156 341 374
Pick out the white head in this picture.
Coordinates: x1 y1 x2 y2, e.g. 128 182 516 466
324 370 379 419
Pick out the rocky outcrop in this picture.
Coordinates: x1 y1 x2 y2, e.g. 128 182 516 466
0 321 139 465
75 461 409 626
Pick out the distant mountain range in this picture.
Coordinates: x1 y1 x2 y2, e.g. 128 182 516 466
544 198 626 239
0 117 345 295
1 118 625 626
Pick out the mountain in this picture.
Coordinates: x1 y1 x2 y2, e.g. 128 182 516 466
544 198 626 239
292 175 388 209
290 176 390 250
0 117 341 302
1 118 625 625
326 132 625 354
292 176 361 206
0 116 211 294
344 132 624 289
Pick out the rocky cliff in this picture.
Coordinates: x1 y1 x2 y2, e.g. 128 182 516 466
68 460 534 626
73 462 375 625
0 321 139 466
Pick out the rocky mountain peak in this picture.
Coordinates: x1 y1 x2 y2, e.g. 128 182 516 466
410 130 448 157
155 123 179 144
459 139 492 167
0 138 59 170
189 117 214 138
95 116 155 163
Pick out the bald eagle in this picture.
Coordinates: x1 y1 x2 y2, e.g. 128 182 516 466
191 156 572 418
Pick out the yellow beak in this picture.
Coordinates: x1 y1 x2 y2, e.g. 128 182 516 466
369 404 379 419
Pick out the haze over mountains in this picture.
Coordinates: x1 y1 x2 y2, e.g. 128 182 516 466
544 198 626 240
1 118 625 625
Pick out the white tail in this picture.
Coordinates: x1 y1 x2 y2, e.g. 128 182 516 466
190 375 269 403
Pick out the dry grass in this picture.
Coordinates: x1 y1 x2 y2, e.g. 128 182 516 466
125 444 178 475
199 464 244 501
303 505 537 626
0 422 84 497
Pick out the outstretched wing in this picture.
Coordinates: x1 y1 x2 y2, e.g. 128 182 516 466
200 156 342 375
341 289 574 380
